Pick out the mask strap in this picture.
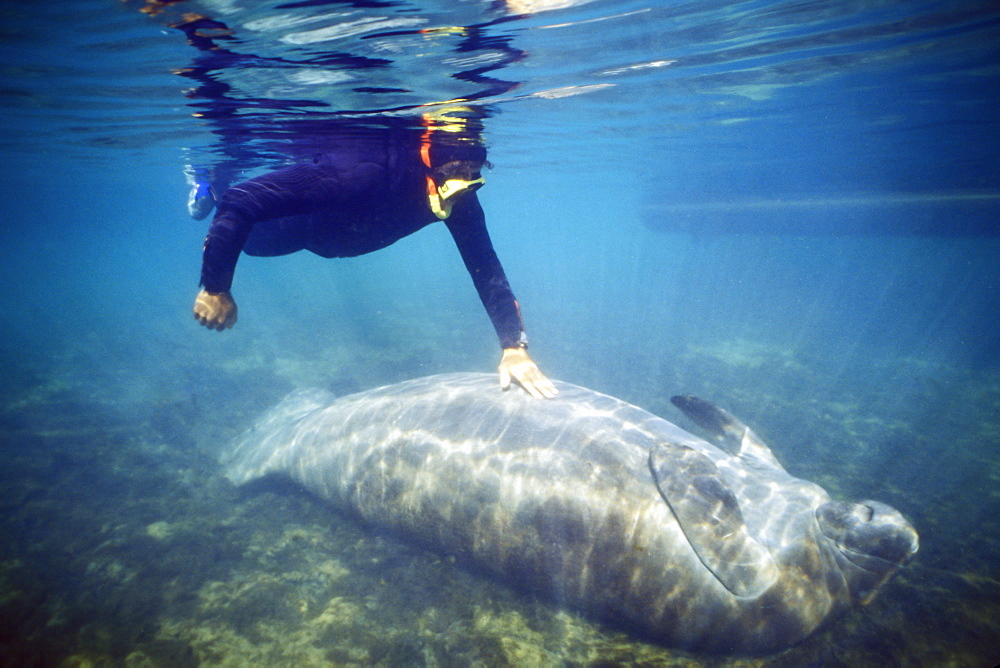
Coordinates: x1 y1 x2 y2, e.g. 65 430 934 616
420 120 434 170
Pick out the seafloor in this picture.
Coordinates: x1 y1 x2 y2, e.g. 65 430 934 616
1 328 998 667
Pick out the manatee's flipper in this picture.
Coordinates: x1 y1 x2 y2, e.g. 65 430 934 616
670 395 784 470
649 443 778 598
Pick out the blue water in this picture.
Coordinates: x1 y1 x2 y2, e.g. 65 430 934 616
2 0 999 664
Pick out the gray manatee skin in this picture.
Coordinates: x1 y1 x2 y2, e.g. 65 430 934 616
223 373 918 655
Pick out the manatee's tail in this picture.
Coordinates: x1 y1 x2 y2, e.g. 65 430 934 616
221 388 335 485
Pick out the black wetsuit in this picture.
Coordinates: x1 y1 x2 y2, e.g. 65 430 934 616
199 132 526 349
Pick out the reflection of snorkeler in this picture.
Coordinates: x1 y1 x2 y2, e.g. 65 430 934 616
193 120 557 399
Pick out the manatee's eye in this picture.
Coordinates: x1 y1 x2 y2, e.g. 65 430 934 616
816 501 876 547
854 503 874 523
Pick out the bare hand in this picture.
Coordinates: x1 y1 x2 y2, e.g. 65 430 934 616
194 289 238 331
498 347 558 399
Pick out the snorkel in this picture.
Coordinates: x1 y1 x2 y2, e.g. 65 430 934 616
420 109 488 220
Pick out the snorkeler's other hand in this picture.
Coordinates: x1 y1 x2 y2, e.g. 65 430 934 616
498 347 558 399
187 181 216 221
194 289 238 331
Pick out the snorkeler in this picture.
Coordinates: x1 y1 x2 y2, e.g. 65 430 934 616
192 120 557 399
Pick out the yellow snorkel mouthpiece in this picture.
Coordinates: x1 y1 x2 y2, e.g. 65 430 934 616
438 176 485 200
427 175 486 220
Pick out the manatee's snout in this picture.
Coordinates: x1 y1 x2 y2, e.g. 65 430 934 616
816 499 918 604
865 501 919 563
817 500 919 567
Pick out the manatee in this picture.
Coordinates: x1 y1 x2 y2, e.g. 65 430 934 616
223 373 918 654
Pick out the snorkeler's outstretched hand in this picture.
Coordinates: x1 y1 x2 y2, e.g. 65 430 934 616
194 289 238 331
498 347 559 399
